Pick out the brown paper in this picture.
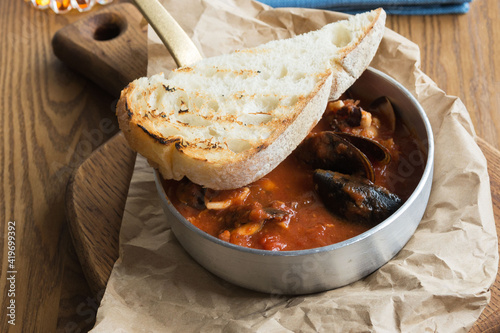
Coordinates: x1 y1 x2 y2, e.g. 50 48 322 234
91 0 499 331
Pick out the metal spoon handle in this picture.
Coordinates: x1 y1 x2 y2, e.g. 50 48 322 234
133 0 203 67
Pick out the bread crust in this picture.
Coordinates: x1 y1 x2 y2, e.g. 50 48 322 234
116 9 386 190
339 9 385 78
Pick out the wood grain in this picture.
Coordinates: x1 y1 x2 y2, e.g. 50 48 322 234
0 2 122 332
386 2 500 150
66 132 135 294
471 138 500 333
56 226 97 333
0 0 498 332
57 4 144 294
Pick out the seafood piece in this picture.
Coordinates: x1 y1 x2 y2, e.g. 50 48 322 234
328 100 363 131
175 178 205 210
334 132 391 165
369 96 396 133
296 131 375 182
205 187 251 210
313 169 402 224
218 201 294 239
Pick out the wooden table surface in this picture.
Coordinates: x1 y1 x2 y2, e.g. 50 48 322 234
0 0 498 332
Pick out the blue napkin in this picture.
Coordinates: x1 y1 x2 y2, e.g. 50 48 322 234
259 0 471 15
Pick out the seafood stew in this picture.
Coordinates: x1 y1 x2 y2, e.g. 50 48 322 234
163 96 425 251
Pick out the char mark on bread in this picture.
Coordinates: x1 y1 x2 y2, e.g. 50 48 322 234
137 124 182 146
125 101 133 119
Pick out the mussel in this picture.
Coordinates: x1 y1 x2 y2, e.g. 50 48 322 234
218 201 293 239
369 96 396 134
333 132 391 165
296 96 403 224
313 170 402 224
296 131 375 182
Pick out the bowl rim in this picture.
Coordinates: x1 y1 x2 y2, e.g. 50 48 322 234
155 67 435 257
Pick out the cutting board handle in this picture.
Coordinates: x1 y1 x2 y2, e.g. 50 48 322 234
52 3 148 97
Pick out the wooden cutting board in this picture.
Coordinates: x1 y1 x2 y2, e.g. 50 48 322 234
56 3 500 331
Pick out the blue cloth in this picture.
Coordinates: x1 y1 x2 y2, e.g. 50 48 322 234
259 0 471 14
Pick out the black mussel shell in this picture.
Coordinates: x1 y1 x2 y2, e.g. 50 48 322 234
369 96 396 133
313 169 402 225
334 132 391 165
296 131 375 182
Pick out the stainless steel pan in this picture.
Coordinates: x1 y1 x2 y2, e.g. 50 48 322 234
154 67 434 294
135 0 434 294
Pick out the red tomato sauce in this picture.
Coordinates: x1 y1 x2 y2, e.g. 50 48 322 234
163 98 425 251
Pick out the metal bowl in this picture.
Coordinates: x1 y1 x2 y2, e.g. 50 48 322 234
154 67 434 295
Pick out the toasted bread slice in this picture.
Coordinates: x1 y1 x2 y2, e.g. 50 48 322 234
117 9 386 190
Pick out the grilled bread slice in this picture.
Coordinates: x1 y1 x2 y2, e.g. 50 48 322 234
117 9 386 190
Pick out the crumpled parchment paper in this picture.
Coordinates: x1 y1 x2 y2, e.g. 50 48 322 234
90 0 498 331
